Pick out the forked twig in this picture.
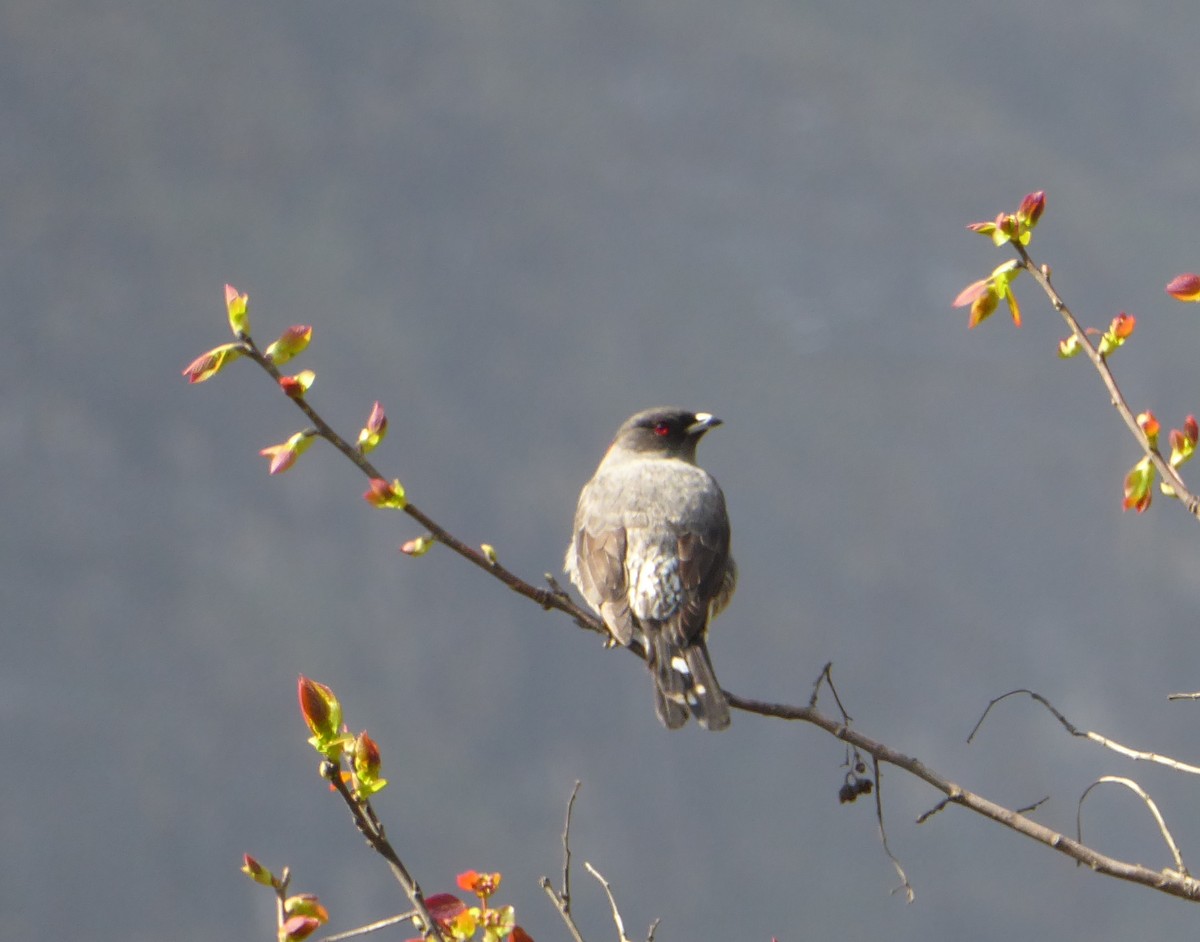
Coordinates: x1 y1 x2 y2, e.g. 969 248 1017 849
540 781 587 942
1078 776 1188 876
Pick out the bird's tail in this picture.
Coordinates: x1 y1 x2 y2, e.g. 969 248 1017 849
649 634 730 731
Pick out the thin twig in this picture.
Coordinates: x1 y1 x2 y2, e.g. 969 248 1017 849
561 781 582 906
1011 243 1200 518
969 688 1200 775
320 762 448 942
809 661 852 723
915 797 951 825
585 862 633 942
1017 796 1050 816
1078 776 1189 876
318 910 417 942
540 781 587 942
239 337 605 628
274 867 292 937
871 757 913 902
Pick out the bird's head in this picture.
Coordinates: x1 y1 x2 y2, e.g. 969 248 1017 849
607 407 723 464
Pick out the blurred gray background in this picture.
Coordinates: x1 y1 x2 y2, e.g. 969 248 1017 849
7 0 1200 939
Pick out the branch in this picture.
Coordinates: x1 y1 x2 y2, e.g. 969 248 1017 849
725 691 1200 900
194 299 1200 906
319 760 448 942
540 781 588 942
584 862 634 942
1009 242 1200 518
238 337 605 632
871 757 913 902
318 910 417 942
1078 777 1188 877
970 688 1200 776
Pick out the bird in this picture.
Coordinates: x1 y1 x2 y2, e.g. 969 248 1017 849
565 407 736 730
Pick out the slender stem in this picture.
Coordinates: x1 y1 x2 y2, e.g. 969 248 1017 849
321 763 448 942
1012 244 1200 517
240 339 605 628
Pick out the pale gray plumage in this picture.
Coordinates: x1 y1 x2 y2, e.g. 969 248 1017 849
565 407 736 730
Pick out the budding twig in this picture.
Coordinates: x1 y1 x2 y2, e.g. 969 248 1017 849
1011 243 1200 518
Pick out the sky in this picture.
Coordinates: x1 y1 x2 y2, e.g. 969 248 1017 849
7 1 1200 939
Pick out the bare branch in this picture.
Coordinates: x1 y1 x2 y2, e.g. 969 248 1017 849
726 691 1200 901
540 781 587 942
585 862 633 942
1078 776 1189 876
809 661 852 722
562 781 582 906
318 911 417 942
970 688 1200 775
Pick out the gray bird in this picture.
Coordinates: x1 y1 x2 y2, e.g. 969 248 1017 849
565 407 736 730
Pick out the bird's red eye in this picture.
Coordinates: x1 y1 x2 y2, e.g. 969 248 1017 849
653 422 671 436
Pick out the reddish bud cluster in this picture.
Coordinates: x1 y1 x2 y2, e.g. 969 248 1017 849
965 191 1045 248
457 870 502 899
407 878 531 942
1097 312 1136 357
953 259 1023 328
955 192 1047 328
240 854 329 942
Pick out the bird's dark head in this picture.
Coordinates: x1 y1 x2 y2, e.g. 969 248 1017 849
609 407 722 463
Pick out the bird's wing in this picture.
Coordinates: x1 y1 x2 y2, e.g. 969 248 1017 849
575 527 636 646
669 511 732 648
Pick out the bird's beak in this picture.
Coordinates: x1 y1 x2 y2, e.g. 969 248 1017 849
688 413 722 436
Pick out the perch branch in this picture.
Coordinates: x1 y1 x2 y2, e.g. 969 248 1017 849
202 311 1200 906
